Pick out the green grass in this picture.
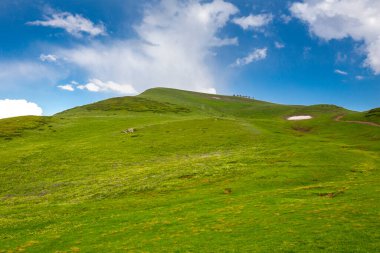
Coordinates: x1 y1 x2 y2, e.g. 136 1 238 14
59 96 191 115
0 116 52 139
0 88 379 252
343 108 380 124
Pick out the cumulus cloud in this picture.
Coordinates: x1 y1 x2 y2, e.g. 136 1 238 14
0 99 43 119
27 11 106 37
233 48 267 67
334 69 348 75
57 84 74 91
77 79 137 94
233 14 272 30
40 54 58 62
57 81 79 91
290 0 380 74
57 79 136 94
56 0 239 94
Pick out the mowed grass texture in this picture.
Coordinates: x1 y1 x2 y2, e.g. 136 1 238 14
0 88 379 252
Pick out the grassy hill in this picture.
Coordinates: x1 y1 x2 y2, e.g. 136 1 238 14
0 88 379 252
343 108 380 125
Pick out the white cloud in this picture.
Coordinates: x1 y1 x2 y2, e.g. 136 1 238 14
27 11 106 37
233 14 272 30
356 75 365 80
57 84 74 91
334 69 348 75
290 0 380 74
199 87 217 94
56 0 238 94
77 79 137 94
57 81 79 91
0 99 43 119
275 41 285 49
57 79 136 94
233 48 267 67
40 54 58 62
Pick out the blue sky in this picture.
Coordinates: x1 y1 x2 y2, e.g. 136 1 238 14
0 0 379 118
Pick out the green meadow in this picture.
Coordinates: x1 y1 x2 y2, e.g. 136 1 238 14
0 88 379 252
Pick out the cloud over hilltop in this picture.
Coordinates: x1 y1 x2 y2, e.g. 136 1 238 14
56 0 240 94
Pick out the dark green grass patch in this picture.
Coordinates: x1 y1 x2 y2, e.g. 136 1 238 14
59 96 191 115
0 116 52 138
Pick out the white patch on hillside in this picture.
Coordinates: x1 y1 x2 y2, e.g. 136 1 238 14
287 115 313 121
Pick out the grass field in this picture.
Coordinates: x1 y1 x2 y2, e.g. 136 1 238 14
0 88 379 252
343 108 380 125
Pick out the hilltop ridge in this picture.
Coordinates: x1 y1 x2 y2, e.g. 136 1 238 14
58 87 351 118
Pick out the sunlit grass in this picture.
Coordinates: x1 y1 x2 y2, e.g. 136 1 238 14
0 88 379 252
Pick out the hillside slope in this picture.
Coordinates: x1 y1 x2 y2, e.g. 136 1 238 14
342 107 380 125
0 88 379 252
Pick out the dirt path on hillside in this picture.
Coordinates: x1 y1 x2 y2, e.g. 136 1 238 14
334 115 380 127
